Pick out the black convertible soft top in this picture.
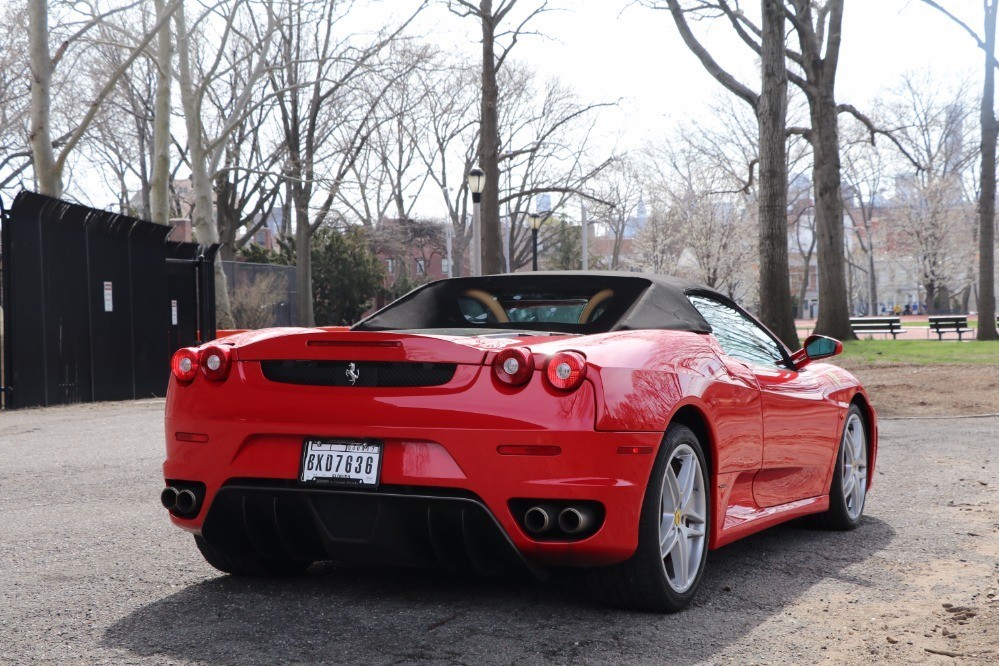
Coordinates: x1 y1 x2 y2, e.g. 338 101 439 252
353 271 720 334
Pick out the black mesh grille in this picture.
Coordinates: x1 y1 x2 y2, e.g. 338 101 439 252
260 360 457 387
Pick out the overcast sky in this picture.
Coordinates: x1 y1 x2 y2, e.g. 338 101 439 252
354 0 981 217
56 1 984 212
383 1 980 146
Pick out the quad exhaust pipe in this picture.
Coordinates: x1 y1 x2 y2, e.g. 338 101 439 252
161 485 200 516
522 503 598 537
523 505 555 534
160 486 179 511
175 489 198 515
557 506 595 535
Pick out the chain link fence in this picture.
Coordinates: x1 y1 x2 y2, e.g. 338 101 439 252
224 261 297 329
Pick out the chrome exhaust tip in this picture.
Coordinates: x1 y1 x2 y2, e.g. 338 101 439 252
558 506 594 534
523 506 554 534
174 489 198 515
160 486 179 510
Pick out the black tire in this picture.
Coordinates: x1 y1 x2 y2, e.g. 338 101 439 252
815 404 868 531
194 535 312 577
588 423 710 613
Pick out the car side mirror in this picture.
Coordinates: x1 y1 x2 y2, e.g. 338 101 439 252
790 334 843 370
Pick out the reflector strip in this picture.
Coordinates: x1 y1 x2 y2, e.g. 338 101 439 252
175 432 210 443
497 445 561 456
616 446 653 455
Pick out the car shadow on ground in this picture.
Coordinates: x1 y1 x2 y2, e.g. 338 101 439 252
103 516 894 665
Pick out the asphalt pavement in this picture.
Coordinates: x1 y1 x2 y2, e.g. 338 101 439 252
0 400 996 664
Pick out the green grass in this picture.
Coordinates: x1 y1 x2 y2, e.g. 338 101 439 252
839 339 999 365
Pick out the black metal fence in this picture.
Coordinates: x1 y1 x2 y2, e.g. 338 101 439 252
1 191 216 410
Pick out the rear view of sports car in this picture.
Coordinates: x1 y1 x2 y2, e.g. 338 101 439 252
162 272 876 612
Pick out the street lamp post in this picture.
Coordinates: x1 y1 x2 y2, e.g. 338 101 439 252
529 212 543 271
467 167 485 276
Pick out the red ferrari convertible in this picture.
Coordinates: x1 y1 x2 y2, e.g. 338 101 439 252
162 272 876 612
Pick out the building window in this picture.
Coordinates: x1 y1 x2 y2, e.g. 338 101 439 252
415 259 426 275
441 258 450 274
385 258 395 274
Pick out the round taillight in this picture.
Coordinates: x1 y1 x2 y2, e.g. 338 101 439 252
493 347 534 386
199 345 231 381
545 351 587 391
171 348 199 383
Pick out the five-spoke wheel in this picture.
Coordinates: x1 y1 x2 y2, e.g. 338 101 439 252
589 423 710 612
817 403 869 530
658 443 707 593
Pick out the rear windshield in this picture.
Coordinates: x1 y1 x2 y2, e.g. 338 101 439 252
353 275 653 334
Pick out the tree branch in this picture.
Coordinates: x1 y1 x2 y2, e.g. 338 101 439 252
54 0 183 177
662 0 759 109
837 103 923 171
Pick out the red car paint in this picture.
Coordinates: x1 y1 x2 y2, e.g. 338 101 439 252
163 325 877 567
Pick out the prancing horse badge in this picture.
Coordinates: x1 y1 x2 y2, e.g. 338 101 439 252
346 362 360 385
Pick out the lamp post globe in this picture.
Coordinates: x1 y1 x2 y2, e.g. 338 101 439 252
528 212 543 272
467 167 485 276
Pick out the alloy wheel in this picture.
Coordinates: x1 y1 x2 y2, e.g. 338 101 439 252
658 443 707 593
841 412 868 520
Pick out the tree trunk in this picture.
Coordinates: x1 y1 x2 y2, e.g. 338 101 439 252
27 0 60 198
978 1 998 339
174 3 233 328
150 0 172 225
757 0 798 349
867 247 878 315
925 281 937 315
797 238 816 319
295 199 315 326
810 91 855 339
478 0 502 274
216 170 238 261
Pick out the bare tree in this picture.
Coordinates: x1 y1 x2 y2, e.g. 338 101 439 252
270 0 423 326
0 4 33 194
882 75 977 314
384 49 611 276
339 42 438 228
644 141 756 298
150 0 173 224
447 0 551 274
411 56 481 275
921 1 998 336
174 0 278 326
496 66 614 271
27 0 180 198
651 0 798 347
841 118 891 315
758 0 794 340
587 157 644 270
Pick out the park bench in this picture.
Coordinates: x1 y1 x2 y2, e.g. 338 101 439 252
928 315 974 341
849 316 907 339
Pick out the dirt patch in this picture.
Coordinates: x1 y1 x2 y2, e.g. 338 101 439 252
835 360 999 418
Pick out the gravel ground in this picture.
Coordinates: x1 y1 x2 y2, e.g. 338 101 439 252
0 399 996 665
835 360 999 418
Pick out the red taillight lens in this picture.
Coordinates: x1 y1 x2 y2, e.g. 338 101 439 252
199 345 231 381
493 347 534 386
545 351 587 391
171 348 199 383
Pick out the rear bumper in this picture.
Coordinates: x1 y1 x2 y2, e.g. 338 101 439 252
164 365 664 568
202 482 546 578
